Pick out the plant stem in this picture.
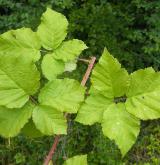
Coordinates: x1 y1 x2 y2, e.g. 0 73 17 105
81 57 96 86
78 58 90 63
43 57 96 165
43 135 60 165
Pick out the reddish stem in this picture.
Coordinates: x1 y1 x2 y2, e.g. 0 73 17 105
81 57 96 87
43 57 96 165
43 135 60 165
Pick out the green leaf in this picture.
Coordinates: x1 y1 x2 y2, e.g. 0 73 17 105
21 119 43 138
76 48 140 156
37 8 68 50
76 93 112 125
126 67 160 120
42 54 65 80
38 8 87 81
32 105 67 135
39 78 85 113
76 96 140 156
42 55 78 81
76 48 129 124
0 28 41 62
52 39 87 62
63 155 87 165
91 48 129 98
0 103 33 138
102 103 140 156
64 60 77 72
0 55 40 108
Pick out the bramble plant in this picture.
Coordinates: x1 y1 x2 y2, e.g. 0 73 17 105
0 8 87 139
0 7 160 165
76 48 160 157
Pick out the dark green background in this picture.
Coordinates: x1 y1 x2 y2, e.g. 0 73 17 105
0 0 160 164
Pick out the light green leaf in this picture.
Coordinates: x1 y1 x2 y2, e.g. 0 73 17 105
63 155 87 165
0 28 41 62
126 68 155 97
52 39 87 62
64 60 77 72
0 103 33 138
37 8 68 50
32 105 67 135
21 119 43 138
76 93 112 125
76 48 141 156
0 55 40 108
102 103 140 156
91 48 129 98
42 55 78 81
42 54 65 80
39 78 85 113
126 67 160 120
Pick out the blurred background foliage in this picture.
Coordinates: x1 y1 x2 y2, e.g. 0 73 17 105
0 0 160 164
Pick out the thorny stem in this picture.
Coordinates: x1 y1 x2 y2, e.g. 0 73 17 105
43 57 96 165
